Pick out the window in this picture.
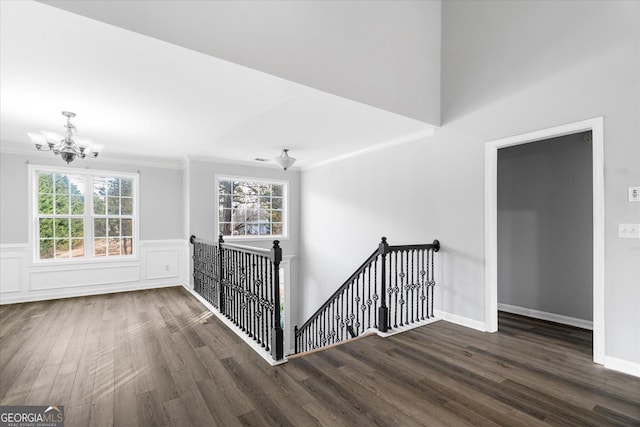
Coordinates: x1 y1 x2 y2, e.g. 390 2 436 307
217 177 287 238
33 166 137 261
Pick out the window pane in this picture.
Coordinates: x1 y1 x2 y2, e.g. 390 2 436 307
39 218 54 239
94 218 106 237
94 196 106 214
259 197 271 209
107 178 120 196
257 210 269 222
219 180 232 195
70 219 84 238
55 219 69 238
94 178 107 196
258 185 271 196
108 218 120 236
271 210 282 223
121 219 132 236
219 208 232 223
94 238 107 256
246 224 259 235
219 223 232 236
38 194 53 214
71 195 84 215
272 223 283 235
71 239 84 257
121 197 133 215
55 195 69 215
121 178 133 197
55 239 70 258
121 238 133 255
55 174 69 193
107 197 120 215
272 197 283 209
232 224 246 235
38 173 53 194
40 240 54 259
108 238 121 256
272 185 283 197
69 176 84 195
219 195 231 208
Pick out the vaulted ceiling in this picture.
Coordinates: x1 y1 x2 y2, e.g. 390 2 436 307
0 1 440 168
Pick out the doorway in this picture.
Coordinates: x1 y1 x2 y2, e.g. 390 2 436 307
485 118 605 364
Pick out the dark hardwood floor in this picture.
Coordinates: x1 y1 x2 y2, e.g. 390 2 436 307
1 287 639 426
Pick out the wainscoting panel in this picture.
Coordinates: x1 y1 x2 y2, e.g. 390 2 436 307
0 244 27 294
144 249 179 280
0 240 189 304
30 263 140 291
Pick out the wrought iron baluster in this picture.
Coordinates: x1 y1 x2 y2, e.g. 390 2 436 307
360 270 366 333
393 251 398 328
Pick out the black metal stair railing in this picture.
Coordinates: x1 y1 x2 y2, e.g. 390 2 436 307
294 237 440 354
190 235 284 361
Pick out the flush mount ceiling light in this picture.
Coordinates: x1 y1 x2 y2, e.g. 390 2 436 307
273 149 296 170
27 111 104 164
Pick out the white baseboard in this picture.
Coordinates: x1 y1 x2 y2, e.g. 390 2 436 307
182 285 287 366
604 356 640 378
376 317 441 338
434 310 488 332
498 303 593 330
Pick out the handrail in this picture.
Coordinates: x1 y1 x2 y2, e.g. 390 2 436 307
296 248 380 333
389 240 440 252
295 236 440 354
222 241 272 256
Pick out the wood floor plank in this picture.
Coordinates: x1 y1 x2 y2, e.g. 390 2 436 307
2 287 639 426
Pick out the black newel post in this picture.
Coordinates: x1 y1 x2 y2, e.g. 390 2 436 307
190 235 197 289
271 240 284 361
218 234 225 312
378 237 390 332
294 325 298 354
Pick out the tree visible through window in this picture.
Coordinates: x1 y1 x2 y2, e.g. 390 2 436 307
35 168 136 261
218 178 286 237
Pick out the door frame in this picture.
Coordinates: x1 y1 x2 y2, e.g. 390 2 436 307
484 117 604 364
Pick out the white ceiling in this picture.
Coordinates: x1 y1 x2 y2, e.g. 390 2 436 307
0 1 435 168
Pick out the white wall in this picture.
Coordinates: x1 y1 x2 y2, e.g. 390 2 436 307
0 151 188 303
497 133 593 323
300 0 640 367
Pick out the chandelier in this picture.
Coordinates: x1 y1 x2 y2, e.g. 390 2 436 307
27 111 103 164
273 149 296 170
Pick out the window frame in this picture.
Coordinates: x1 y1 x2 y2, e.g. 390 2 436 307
28 164 140 264
215 174 289 241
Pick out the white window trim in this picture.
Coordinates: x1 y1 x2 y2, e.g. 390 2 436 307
28 164 140 265
215 174 289 241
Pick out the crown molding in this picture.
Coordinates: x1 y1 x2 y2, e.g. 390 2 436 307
0 140 187 170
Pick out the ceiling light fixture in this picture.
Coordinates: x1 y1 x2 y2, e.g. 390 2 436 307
273 149 296 170
27 111 103 164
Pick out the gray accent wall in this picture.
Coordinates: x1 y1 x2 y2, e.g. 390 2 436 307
497 133 593 321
